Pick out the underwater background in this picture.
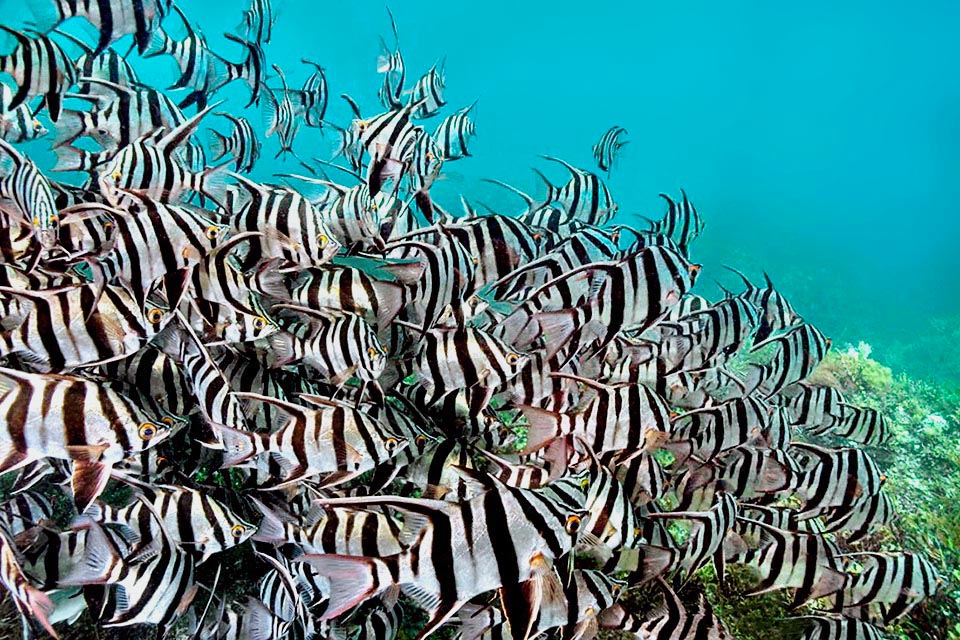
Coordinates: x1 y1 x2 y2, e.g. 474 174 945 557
0 1 958 639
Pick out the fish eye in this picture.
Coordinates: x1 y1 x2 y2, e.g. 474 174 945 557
367 346 378 358
612 584 623 596
160 416 176 426
385 437 398 452
138 423 158 441
231 524 246 539
147 308 165 325
111 171 122 184
205 226 220 240
471 256 479 265
689 264 702 276
425 152 434 161
505 353 521 366
253 316 268 330
565 515 582 535
415 435 427 446
317 234 329 247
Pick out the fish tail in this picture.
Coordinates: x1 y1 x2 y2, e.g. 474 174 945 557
207 129 230 162
215 424 265 467
301 554 397 620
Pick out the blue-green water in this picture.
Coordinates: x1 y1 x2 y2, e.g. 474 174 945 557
4 0 958 381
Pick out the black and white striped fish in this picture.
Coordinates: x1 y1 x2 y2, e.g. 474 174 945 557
27 0 174 55
209 112 260 174
210 33 265 108
237 0 276 44
0 367 172 511
724 266 802 342
356 100 426 197
791 443 885 515
646 189 704 257
433 101 476 160
0 83 47 143
592 125 628 174
84 484 256 564
53 78 186 154
409 59 446 119
303 472 589 639
73 49 139 95
828 552 940 625
262 65 304 164
289 59 328 129
95 104 228 209
142 5 217 110
377 8 405 110
536 156 618 227
748 323 831 397
0 136 59 249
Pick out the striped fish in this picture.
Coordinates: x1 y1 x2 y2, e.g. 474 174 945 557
791 443 884 515
830 404 891 446
215 392 406 488
536 156 618 227
665 396 773 465
648 492 738 580
356 101 426 197
283 264 405 330
254 499 405 557
210 33 266 108
526 245 699 356
262 65 304 164
0 282 171 371
433 101 477 160
84 485 256 564
303 472 589 639
409 59 447 119
0 83 47 143
646 189 704 257
748 323 831 397
73 49 139 95
796 615 885 640
0 26 77 122
142 5 217 110
83 497 197 634
27 0 173 55
724 267 802 342
778 383 845 431
828 552 940 624
0 136 59 249
0 490 52 535
269 306 388 387
599 579 732 639
0 367 172 511
95 104 227 209
209 112 260 174
377 8 405 110
237 0 276 44
407 326 528 411
520 376 672 463
729 517 845 607
226 173 342 267
592 125 628 174
291 59 328 129
53 79 186 158
92 191 227 305
818 490 895 542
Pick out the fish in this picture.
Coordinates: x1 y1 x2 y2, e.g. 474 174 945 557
0 26 77 122
0 82 47 143
433 101 477 160
0 367 172 511
208 112 261 174
26 0 173 55
592 125 628 174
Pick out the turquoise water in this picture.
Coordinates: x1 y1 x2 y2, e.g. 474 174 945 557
4 0 959 381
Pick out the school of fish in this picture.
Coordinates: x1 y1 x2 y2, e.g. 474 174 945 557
0 1 940 639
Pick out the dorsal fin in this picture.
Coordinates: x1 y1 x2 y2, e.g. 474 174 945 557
157 101 223 152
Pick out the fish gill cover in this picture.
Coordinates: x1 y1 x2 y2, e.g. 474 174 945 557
0 1 956 640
